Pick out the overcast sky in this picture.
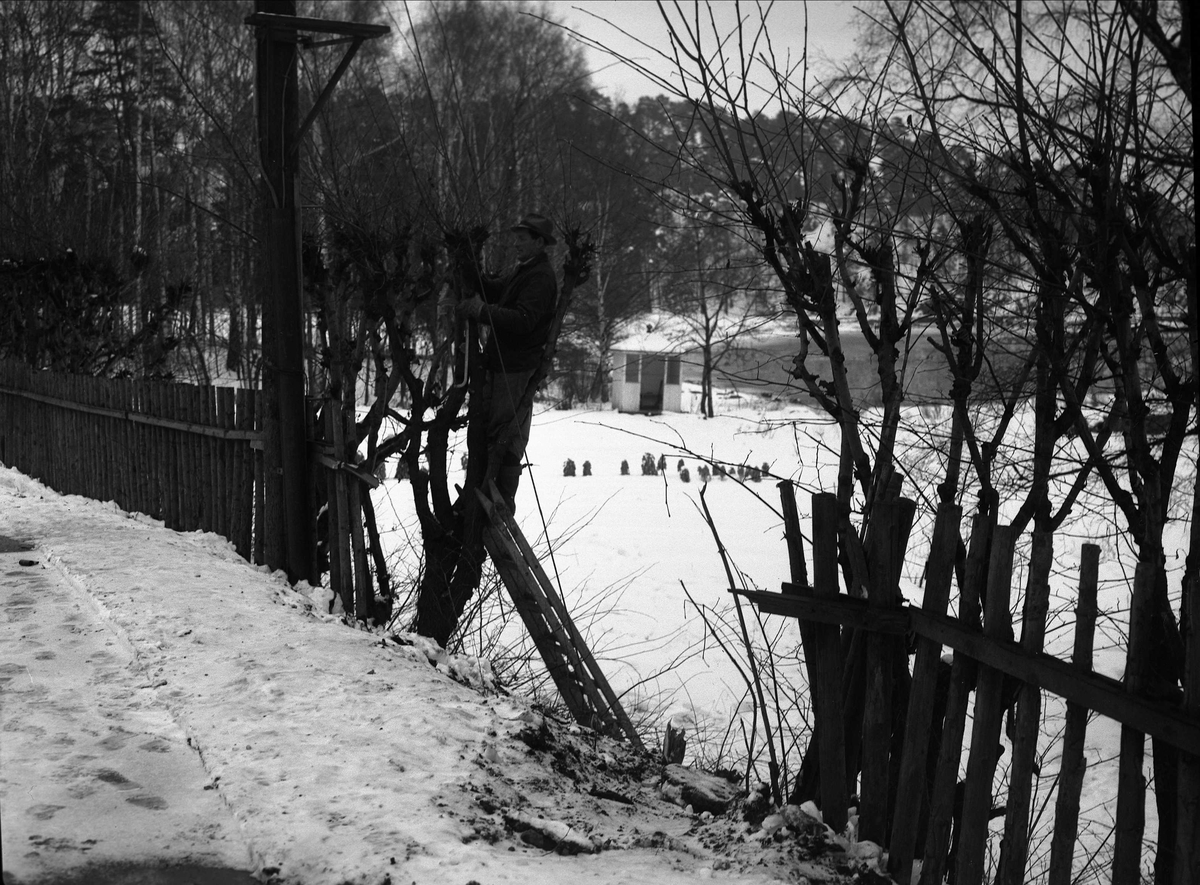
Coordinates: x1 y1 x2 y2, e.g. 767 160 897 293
545 1 864 103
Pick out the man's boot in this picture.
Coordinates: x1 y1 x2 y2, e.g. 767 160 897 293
495 465 522 513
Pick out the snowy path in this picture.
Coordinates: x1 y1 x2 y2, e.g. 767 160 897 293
0 544 255 883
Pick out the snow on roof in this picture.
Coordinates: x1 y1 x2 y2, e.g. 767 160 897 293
612 312 798 354
611 314 691 354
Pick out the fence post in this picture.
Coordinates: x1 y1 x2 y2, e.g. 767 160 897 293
997 528 1054 885
778 482 818 696
888 501 961 883
954 523 1017 885
859 497 915 845
346 409 372 621
919 507 995 885
233 388 254 560
1113 561 1156 883
328 401 354 614
810 492 850 833
1177 569 1200 885
1049 542 1100 885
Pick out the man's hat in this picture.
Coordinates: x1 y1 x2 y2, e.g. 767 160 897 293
511 213 557 245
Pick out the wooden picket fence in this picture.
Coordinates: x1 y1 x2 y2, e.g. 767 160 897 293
0 362 379 619
737 484 1200 885
0 361 263 560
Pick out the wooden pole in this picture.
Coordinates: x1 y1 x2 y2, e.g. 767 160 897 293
326 403 351 614
997 528 1054 885
1048 543 1100 885
919 507 994 885
253 0 311 583
811 492 850 834
1112 562 1155 883
860 499 901 845
954 523 1017 885
888 501 961 884
1177 571 1200 885
346 410 372 621
778 482 819 697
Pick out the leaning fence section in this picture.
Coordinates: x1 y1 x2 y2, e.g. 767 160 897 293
739 484 1200 885
0 361 262 562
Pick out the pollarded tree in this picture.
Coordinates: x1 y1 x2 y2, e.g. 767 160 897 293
874 2 1195 878
294 0 604 647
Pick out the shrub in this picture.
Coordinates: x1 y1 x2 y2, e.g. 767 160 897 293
641 453 658 476
563 459 576 477
677 459 685 472
698 465 711 483
680 467 691 483
582 461 592 476
657 454 668 472
621 459 630 476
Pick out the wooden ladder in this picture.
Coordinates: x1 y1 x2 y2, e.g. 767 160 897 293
478 487 645 751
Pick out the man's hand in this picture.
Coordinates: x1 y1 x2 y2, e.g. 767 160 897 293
456 295 485 320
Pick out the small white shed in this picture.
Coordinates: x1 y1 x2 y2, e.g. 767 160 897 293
610 323 685 413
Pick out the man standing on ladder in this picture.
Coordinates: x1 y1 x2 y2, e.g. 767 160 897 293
456 213 558 509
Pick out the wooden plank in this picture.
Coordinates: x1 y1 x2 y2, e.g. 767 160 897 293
326 403 351 614
860 498 904 845
778 482 819 705
179 384 195 529
169 382 186 529
253 390 265 567
232 388 253 558
150 381 163 520
741 589 911 634
888 501 961 884
998 528 1054 885
201 385 215 532
1049 543 1100 885
921 507 989 885
217 387 235 540
139 378 150 515
1177 567 1200 885
346 411 373 620
955 523 1018 885
777 481 821 811
907 612 1200 753
810 492 849 833
119 378 130 508
1113 562 1154 884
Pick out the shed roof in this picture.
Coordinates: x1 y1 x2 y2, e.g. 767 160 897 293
611 314 691 354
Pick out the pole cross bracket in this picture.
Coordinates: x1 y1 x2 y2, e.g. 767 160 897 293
244 12 390 154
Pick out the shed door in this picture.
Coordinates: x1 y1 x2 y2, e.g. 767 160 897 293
640 356 666 412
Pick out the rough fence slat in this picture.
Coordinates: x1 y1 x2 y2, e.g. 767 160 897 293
810 492 850 833
1049 543 1100 885
888 501 961 885
1113 562 1156 884
955 524 1018 885
998 528 1055 885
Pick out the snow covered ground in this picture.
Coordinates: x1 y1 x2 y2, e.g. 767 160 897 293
3 394 1182 883
1 453 876 885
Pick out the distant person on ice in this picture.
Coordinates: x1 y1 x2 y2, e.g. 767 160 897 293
456 213 559 508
